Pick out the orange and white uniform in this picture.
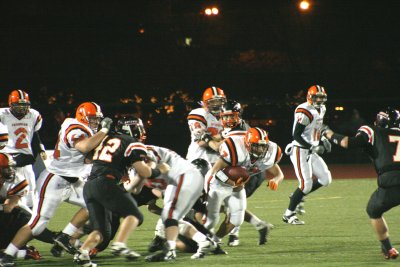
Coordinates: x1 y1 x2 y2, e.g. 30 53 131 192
28 118 93 236
0 169 30 212
186 108 223 164
205 135 282 230
0 107 43 207
147 145 203 222
0 122 8 149
285 102 331 194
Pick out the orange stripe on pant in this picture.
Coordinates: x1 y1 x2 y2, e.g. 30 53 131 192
29 173 54 229
168 174 185 219
296 147 305 191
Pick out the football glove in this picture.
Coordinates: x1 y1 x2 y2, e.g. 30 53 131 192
268 179 278 191
100 117 113 133
200 132 213 144
309 145 325 155
320 124 332 137
321 136 332 153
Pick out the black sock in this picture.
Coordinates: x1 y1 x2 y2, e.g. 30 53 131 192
380 238 393 252
288 188 305 211
35 228 58 244
310 179 323 193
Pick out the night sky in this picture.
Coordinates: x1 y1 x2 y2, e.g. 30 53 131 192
0 1 399 103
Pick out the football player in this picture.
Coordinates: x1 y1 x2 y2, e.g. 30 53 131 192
0 121 8 150
0 102 112 267
283 85 332 225
186 86 226 165
74 117 169 267
324 107 400 260
0 90 47 208
204 127 284 243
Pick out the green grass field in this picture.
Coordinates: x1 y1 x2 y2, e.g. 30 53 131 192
20 178 400 266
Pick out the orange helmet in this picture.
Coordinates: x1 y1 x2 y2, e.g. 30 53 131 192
245 127 269 159
0 152 16 181
8 89 31 119
202 86 227 116
307 85 327 108
75 102 103 133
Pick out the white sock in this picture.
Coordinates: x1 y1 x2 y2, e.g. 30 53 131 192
249 215 262 228
112 241 126 248
16 250 27 259
166 240 176 250
155 218 165 238
4 243 19 257
63 223 78 236
284 209 295 216
229 226 240 236
192 232 207 243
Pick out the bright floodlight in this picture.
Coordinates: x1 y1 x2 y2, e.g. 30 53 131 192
211 7 219 15
299 1 310 10
205 8 212 15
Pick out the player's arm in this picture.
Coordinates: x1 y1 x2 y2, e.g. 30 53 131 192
31 131 47 160
265 164 284 191
324 128 368 149
198 132 223 151
293 122 312 149
74 117 113 153
1 195 20 213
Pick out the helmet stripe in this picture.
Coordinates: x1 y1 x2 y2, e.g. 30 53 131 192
255 127 266 140
316 85 321 93
18 90 24 100
211 86 218 96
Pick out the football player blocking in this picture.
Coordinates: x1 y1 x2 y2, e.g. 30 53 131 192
324 107 400 260
283 85 332 225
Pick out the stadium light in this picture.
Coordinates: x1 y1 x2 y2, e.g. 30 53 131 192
299 1 310 11
204 6 219 16
335 106 345 111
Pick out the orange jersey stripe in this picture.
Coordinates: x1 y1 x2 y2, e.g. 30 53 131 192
63 124 92 148
187 114 207 125
29 173 54 229
225 138 238 166
168 174 185 219
34 115 42 128
296 108 313 122
7 180 29 196
0 133 8 141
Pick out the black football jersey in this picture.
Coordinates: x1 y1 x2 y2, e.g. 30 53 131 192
356 125 400 177
89 133 147 183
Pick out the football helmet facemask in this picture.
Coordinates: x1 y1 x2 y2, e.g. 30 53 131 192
0 153 16 182
307 85 327 109
245 127 269 160
220 100 242 128
75 102 103 133
202 86 227 117
375 107 400 129
9 90 31 119
116 116 147 142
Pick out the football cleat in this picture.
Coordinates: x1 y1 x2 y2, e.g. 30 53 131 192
0 254 16 267
212 244 228 255
191 239 217 259
148 235 166 253
382 247 399 260
282 213 305 225
73 251 97 267
110 243 140 260
54 233 77 254
25 246 42 260
145 249 176 262
228 235 240 247
50 243 64 257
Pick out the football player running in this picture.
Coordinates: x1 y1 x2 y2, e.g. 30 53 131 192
0 102 111 267
283 85 332 225
324 107 400 260
205 127 284 243
0 90 47 209
186 86 226 165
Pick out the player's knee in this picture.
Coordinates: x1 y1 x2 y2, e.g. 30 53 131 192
164 218 179 228
301 183 313 195
229 210 245 227
178 220 191 235
366 202 383 219
319 171 332 186
29 218 49 236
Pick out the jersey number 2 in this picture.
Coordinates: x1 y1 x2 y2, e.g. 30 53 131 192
93 138 122 162
15 128 29 149
389 135 400 162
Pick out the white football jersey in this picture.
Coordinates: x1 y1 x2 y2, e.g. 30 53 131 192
218 135 282 174
186 107 224 164
46 118 93 177
291 102 326 147
0 108 42 155
147 145 195 186
0 121 8 149
0 168 29 200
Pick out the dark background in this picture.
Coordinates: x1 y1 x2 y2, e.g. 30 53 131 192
0 1 399 162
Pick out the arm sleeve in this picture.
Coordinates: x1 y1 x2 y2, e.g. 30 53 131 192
293 123 312 149
348 133 369 148
31 131 45 158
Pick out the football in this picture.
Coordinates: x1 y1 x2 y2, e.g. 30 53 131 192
222 166 250 183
